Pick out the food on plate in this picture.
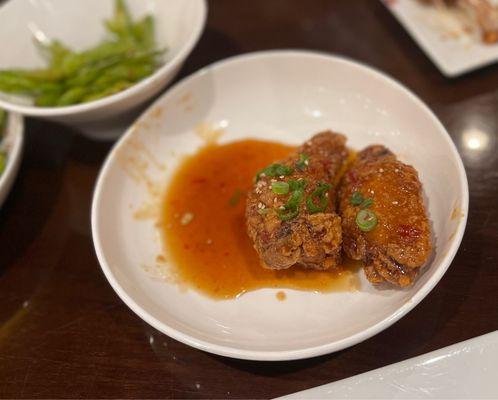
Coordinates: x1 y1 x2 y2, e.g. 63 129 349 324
161 130 431 297
246 131 349 271
0 109 7 175
419 0 498 43
161 139 359 299
0 0 165 107
338 145 431 287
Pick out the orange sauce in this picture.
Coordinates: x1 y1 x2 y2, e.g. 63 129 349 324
160 140 360 299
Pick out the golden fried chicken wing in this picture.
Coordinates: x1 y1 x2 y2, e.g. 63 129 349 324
246 131 349 270
338 145 431 287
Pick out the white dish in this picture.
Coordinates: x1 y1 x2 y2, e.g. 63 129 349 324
278 330 498 399
92 50 468 361
0 111 23 208
0 0 206 139
382 0 498 77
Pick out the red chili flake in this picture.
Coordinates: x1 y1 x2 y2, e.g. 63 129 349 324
398 225 421 239
223 251 230 257
184 244 191 250
191 178 207 184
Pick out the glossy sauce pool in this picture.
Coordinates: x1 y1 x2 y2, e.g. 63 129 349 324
160 139 360 299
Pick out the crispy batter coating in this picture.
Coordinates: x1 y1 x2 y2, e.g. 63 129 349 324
246 131 349 270
338 145 431 287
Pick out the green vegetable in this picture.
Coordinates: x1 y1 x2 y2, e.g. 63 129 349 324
277 180 307 221
277 208 299 221
0 0 165 107
0 152 6 175
288 179 308 191
306 182 330 214
228 189 243 206
360 198 373 209
0 109 6 135
295 153 309 171
255 163 293 182
356 209 378 232
350 191 363 206
272 181 290 195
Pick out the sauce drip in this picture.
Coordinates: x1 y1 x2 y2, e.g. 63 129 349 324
160 140 360 299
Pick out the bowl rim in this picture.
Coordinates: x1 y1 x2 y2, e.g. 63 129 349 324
91 49 469 361
0 112 24 206
0 0 207 118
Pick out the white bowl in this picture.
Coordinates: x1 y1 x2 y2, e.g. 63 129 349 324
0 111 24 208
0 0 206 139
92 51 469 361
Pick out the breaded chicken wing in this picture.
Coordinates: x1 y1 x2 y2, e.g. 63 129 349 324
246 131 349 270
338 145 431 287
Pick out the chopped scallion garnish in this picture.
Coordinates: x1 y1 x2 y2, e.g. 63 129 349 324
295 153 310 171
350 191 363 206
356 209 378 232
255 163 293 182
228 189 243 206
272 181 290 195
306 182 330 213
360 198 373 208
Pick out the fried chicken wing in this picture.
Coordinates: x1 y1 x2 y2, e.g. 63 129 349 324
338 145 431 287
246 131 349 270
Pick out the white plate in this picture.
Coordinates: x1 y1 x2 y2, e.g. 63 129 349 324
92 50 468 361
278 331 498 399
382 0 498 77
0 111 23 208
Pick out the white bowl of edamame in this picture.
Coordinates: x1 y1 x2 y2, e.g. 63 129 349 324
0 0 206 140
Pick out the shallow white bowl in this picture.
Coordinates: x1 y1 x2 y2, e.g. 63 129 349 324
0 111 24 209
0 0 206 139
92 51 469 361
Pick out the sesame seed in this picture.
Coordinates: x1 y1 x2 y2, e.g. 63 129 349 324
180 212 194 225
206 239 213 244
392 201 398 205
279 175 284 179
379 168 384 172
395 168 399 173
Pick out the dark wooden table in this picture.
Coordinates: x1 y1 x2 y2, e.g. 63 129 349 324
1 0 497 398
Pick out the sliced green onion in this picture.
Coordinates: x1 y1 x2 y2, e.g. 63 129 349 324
255 163 293 182
277 207 299 221
306 182 330 214
286 188 305 210
295 153 310 171
356 209 378 232
288 179 308 191
277 185 306 221
228 189 243 206
271 181 290 195
350 191 363 206
360 198 373 208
